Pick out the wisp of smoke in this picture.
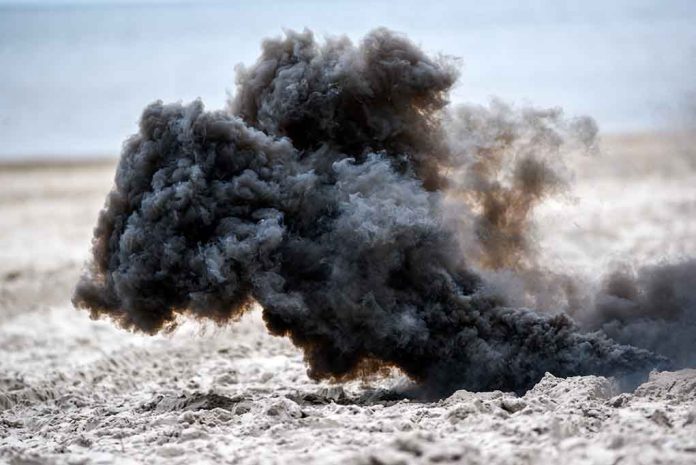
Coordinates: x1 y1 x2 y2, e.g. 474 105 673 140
74 29 668 395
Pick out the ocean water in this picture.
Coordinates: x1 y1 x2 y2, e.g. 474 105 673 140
0 0 695 159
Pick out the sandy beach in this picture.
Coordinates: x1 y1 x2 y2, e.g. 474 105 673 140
0 133 694 464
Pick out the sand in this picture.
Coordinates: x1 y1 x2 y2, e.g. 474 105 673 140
1 134 695 465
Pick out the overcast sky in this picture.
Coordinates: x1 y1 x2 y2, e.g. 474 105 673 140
1 0 694 158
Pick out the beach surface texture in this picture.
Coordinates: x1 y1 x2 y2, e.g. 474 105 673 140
1 133 695 464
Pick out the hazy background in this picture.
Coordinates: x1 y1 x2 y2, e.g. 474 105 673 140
1 0 695 160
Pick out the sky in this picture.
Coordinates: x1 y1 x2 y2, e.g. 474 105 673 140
1 0 695 158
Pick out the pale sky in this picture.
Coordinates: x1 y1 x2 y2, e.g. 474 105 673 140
1 0 695 157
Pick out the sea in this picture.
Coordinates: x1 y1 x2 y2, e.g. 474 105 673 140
1 0 695 160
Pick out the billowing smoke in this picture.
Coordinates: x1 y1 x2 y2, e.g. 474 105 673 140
589 260 696 368
74 28 669 395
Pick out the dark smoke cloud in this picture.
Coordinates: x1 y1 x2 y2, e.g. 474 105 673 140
74 28 666 395
589 260 696 368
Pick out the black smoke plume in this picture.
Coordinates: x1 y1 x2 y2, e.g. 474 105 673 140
73 29 667 395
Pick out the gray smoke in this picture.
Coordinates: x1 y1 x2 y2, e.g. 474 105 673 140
74 28 667 395
589 260 696 368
